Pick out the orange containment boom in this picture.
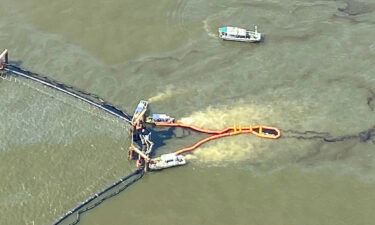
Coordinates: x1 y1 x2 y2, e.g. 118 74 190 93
250 125 281 139
154 121 232 135
174 130 252 155
155 122 281 139
154 122 281 155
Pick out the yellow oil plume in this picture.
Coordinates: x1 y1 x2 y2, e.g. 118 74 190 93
180 104 276 129
179 101 318 164
179 103 277 163
203 19 218 39
148 86 183 103
186 137 262 164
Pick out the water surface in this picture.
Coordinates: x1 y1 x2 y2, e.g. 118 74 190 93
1 0 375 224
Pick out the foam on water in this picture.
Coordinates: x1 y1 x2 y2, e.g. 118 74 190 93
203 19 218 39
185 138 257 164
180 103 276 129
148 85 185 104
179 103 276 164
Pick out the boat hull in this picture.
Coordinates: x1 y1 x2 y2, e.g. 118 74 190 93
148 154 186 170
220 36 261 42
218 26 261 43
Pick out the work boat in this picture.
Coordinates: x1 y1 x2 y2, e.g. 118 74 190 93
149 153 186 170
218 26 261 42
146 114 175 124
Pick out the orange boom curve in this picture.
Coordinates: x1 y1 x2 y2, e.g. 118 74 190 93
155 121 233 134
154 122 281 155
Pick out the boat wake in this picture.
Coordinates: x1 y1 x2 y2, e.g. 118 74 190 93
148 86 184 103
203 18 218 39
166 0 189 34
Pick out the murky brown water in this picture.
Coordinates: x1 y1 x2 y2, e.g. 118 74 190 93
1 0 375 224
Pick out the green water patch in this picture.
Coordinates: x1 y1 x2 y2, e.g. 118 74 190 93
0 135 133 225
78 166 375 225
0 77 133 225
7 0 204 64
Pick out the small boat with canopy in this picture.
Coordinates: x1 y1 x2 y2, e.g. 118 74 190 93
218 26 261 42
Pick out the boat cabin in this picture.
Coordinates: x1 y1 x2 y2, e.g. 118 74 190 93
146 114 175 123
219 27 250 38
218 26 261 42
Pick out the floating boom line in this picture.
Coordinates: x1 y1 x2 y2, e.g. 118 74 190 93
2 63 132 124
52 168 145 225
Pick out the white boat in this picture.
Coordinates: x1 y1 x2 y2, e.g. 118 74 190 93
149 153 186 170
218 26 261 42
146 114 175 124
131 100 148 125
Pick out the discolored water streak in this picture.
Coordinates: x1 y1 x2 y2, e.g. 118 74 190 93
1 0 375 224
